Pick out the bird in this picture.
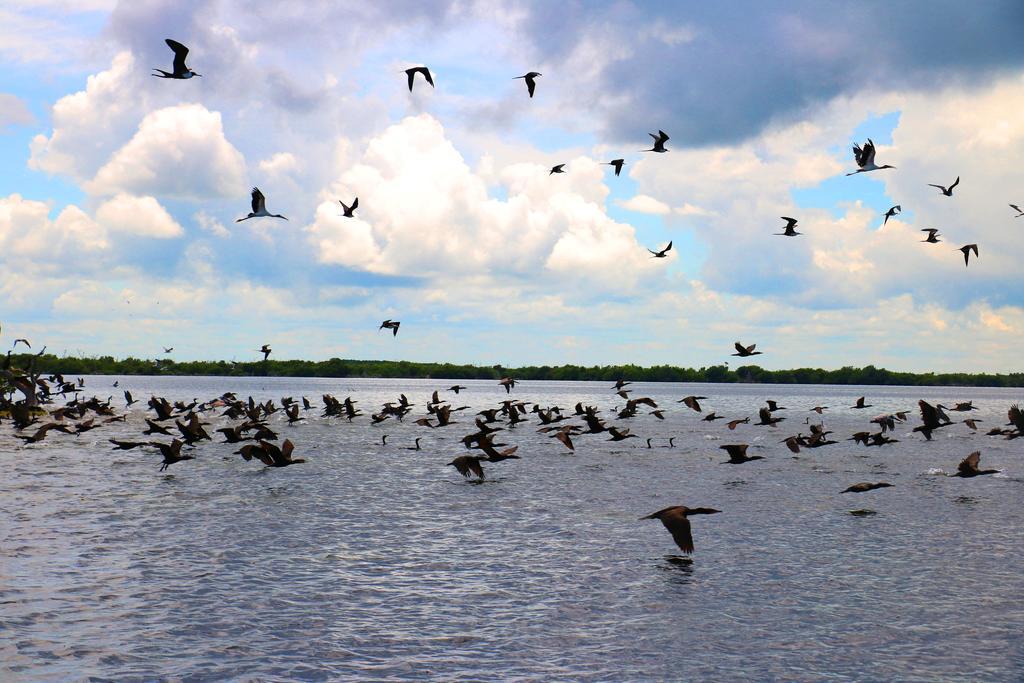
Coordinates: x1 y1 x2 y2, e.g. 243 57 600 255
810 406 829 414
549 164 566 175
726 418 749 430
379 320 400 336
719 443 762 464
259 344 272 361
644 130 670 153
958 244 978 267
405 437 422 451
553 430 574 451
883 205 901 225
151 439 193 472
124 390 137 407
1010 203 1024 217
850 396 872 409
339 197 358 217
952 451 998 478
515 72 541 98
448 385 467 394
641 505 720 554
448 455 485 480
648 241 672 258
152 39 201 79
679 395 706 412
921 229 941 243
846 139 895 175
605 159 625 176
775 217 800 237
842 482 893 493
732 342 762 357
246 440 306 468
13 338 30 348
404 66 434 92
163 347 173 354
236 188 287 222
499 377 516 393
928 176 960 197
914 399 951 440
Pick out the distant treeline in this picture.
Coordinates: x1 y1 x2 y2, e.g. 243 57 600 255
7 354 1024 387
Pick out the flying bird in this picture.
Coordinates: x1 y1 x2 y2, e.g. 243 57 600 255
237 188 287 222
339 197 358 217
776 217 800 237
13 338 30 348
732 342 762 357
719 443 762 464
846 139 895 176
644 130 670 153
163 347 173 353
549 164 566 175
842 482 893 493
152 39 201 79
641 505 720 554
850 396 872 409
515 72 541 98
259 344 272 361
952 451 998 478
958 244 979 267
928 176 960 197
883 205 901 225
448 455 485 480
921 229 941 243
1010 203 1024 217
404 66 434 92
605 159 625 176
379 320 401 336
648 241 672 258
679 395 706 413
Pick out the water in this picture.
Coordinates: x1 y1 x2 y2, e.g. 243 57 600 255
2 377 1023 681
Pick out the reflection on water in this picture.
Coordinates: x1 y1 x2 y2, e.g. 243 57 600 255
2 377 1023 680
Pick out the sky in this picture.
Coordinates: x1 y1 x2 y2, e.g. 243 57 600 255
1 0 1023 372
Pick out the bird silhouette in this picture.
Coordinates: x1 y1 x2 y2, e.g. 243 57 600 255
644 130 670 153
842 482 893 493
448 455 485 480
237 188 287 222
259 344 272 361
379 320 400 336
732 342 762 357
850 396 872 409
958 244 978 267
921 229 941 243
339 197 358 217
405 66 434 92
1010 203 1024 217
720 443 762 464
775 217 800 236
882 205 901 225
549 164 566 175
928 176 960 197
151 439 193 472
152 39 201 79
648 241 672 258
605 159 625 176
952 451 998 478
846 139 895 175
641 505 720 554
515 72 541 97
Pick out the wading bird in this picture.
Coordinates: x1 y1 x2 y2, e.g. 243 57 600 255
644 130 670 153
958 244 978 267
237 188 287 222
648 241 672 258
152 39 201 79
641 505 720 554
776 217 800 237
929 176 960 197
846 139 895 176
404 66 434 91
515 72 541 98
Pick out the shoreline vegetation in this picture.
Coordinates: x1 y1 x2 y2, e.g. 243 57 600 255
7 354 1024 387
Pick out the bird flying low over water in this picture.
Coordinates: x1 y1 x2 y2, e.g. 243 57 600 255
405 66 434 91
648 241 672 258
776 217 800 237
720 443 762 464
958 244 979 267
549 164 566 175
641 505 720 554
644 130 670 153
379 320 400 336
1010 203 1024 217
732 342 762 357
153 39 201 79
846 139 894 176
515 72 541 98
605 159 625 176
953 451 998 478
448 455 485 480
921 229 941 243
883 205 901 225
237 188 287 222
928 176 960 197
339 197 358 217
842 482 893 493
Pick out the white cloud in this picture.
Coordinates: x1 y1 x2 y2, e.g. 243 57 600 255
194 210 230 238
89 104 247 200
616 194 671 215
0 194 108 260
258 152 298 175
95 193 184 239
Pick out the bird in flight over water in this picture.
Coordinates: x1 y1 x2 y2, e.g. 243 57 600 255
237 188 287 222
515 72 541 98
641 505 720 554
846 139 895 176
648 241 672 258
153 39 201 79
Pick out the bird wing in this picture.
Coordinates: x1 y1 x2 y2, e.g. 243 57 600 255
166 39 189 72
781 216 797 228
852 143 864 166
734 342 746 354
863 139 876 166
406 70 416 91
1008 404 1024 431
950 176 960 190
746 344 757 353
958 451 980 475
468 458 484 480
1011 204 1022 213
660 511 694 553
918 400 940 428
351 197 358 211
664 241 672 252
251 187 265 213
928 184 945 191
658 130 670 142
421 68 434 87
526 77 536 98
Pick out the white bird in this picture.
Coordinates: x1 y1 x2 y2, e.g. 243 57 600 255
846 139 895 176
152 39 201 79
236 188 287 222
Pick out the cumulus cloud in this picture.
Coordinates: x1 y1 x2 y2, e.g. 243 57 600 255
616 194 670 215
95 193 184 239
0 194 108 260
88 104 247 200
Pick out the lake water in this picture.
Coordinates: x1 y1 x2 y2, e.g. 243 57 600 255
2 377 1023 681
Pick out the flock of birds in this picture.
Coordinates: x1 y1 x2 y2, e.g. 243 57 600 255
2 352 1020 554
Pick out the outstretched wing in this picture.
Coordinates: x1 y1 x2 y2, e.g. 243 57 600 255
421 68 434 87
166 39 189 73
251 187 265 214
957 451 980 475
863 139 876 166
351 197 358 211
660 511 694 553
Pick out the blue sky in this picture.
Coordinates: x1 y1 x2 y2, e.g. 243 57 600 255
1 1 1023 371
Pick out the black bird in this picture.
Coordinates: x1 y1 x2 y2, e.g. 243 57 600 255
883 205 901 225
641 505 720 554
163 347 173 353
405 66 434 92
719 443 762 464
515 72 541 98
842 482 893 493
151 439 193 472
549 164 566 175
775 217 800 237
921 229 941 243
952 451 998 478
259 344 272 361
914 399 951 440
605 159 625 176
648 241 672 258
1010 203 1024 218
13 338 30 348
732 342 762 357
339 197 358 217
928 176 960 197
448 385 467 394
958 244 978 267
124 390 137 407
644 130 670 153
379 320 400 336
448 455 485 480
850 396 872 409
679 395 707 412
152 39 201 79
